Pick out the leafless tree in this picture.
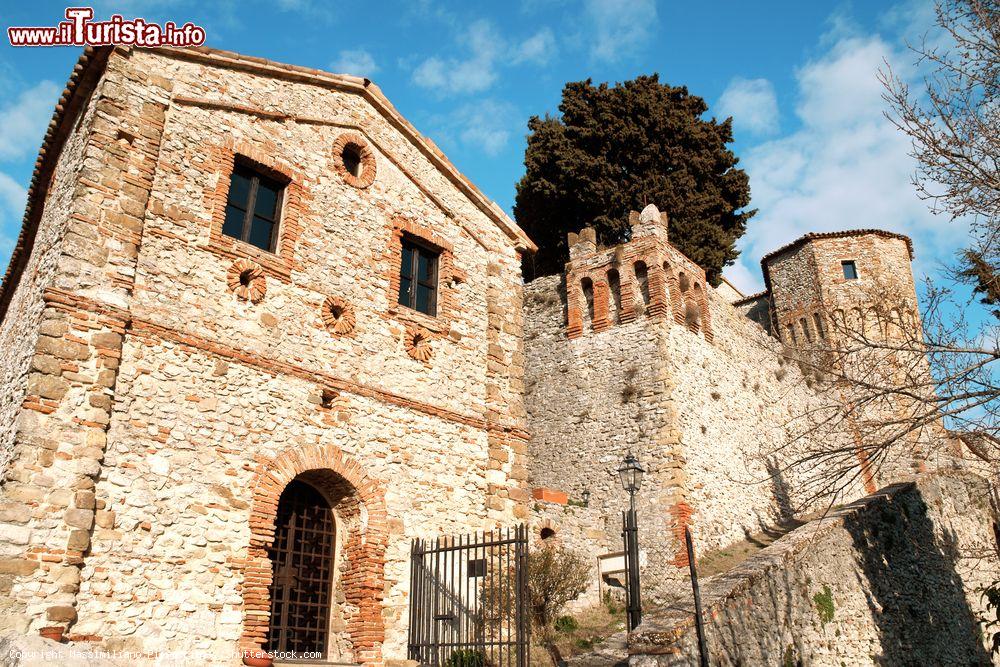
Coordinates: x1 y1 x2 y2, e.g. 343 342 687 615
879 0 998 223
879 0 999 307
763 0 1000 508
764 277 999 509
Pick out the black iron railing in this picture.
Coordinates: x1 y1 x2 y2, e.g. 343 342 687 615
408 525 530 666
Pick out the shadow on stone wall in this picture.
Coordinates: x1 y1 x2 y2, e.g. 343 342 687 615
766 456 795 523
628 474 999 666
842 484 991 665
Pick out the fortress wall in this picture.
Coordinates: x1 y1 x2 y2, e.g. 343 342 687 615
524 274 680 596
630 472 1000 666
525 270 875 594
659 287 849 556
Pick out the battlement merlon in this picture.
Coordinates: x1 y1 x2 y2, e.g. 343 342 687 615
630 202 670 241
564 204 712 340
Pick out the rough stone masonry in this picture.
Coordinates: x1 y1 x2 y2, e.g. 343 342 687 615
0 45 533 664
0 44 992 666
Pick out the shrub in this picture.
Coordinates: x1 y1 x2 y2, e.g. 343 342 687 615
554 615 579 633
813 585 835 625
526 547 590 640
445 649 488 667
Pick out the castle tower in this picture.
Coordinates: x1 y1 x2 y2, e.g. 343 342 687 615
761 230 918 348
762 230 931 490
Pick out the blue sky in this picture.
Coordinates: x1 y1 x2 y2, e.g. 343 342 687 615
0 0 971 295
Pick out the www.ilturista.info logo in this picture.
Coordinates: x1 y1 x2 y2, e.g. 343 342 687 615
8 7 206 47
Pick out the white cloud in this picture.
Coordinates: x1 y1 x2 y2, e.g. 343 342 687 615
723 25 965 294
0 81 61 161
0 172 25 214
412 19 501 94
512 28 556 65
456 100 518 155
411 20 558 95
585 0 657 62
331 49 378 78
717 78 780 136
428 99 520 156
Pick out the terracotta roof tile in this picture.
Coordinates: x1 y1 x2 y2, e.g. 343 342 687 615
759 229 914 292
761 229 914 266
732 290 769 305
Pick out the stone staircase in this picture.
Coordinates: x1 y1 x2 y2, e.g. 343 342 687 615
564 630 629 666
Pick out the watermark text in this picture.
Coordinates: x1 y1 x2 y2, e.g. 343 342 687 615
9 7 206 47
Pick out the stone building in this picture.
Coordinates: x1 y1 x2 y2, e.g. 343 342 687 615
0 44 986 666
0 45 534 664
524 207 943 602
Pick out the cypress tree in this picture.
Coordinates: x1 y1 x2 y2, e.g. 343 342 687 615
515 75 755 284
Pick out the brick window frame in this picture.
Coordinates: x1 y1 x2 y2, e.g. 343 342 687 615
384 217 459 335
204 140 308 282
332 132 377 189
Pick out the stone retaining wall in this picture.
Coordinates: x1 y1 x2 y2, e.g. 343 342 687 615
630 472 1000 665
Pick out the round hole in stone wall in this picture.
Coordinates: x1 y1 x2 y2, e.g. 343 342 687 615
540 527 556 541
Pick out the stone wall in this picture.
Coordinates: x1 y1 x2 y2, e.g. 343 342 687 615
75 333 501 662
662 286 856 556
0 54 103 481
0 46 171 638
525 272 673 600
524 203 725 600
630 472 1000 666
0 45 530 666
524 214 892 602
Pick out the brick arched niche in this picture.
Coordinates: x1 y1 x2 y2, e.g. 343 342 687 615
242 444 388 665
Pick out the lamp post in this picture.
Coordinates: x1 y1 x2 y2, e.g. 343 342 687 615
618 453 644 510
618 453 644 630
581 489 591 507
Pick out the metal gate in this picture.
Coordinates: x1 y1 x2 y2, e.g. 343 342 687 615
265 479 336 657
408 525 530 666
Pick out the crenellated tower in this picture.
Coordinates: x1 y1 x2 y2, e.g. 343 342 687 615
565 204 713 342
761 230 918 348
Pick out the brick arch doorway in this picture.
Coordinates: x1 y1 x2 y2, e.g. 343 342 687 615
243 445 388 665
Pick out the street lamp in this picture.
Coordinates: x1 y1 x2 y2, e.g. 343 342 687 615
617 453 645 511
581 489 591 508
618 453 644 630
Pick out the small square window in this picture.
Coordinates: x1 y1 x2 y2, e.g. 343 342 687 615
398 238 439 316
841 260 858 280
222 162 285 252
